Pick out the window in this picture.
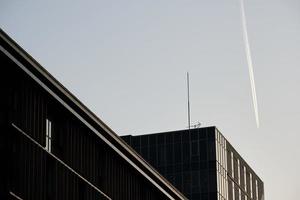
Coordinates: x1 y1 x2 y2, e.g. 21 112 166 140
217 171 220 194
191 141 198 155
220 173 223 196
237 159 240 185
220 143 223 168
226 177 228 200
216 140 219 163
199 141 207 161
244 166 247 191
255 180 259 200
250 173 253 198
232 182 235 200
224 142 227 172
45 118 52 152
231 152 234 178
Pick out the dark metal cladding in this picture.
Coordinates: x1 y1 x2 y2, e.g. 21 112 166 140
0 29 187 200
122 127 265 200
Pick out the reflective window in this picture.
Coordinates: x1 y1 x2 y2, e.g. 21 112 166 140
232 182 235 200
226 176 228 200
250 173 253 198
191 141 199 155
199 140 207 160
231 152 234 178
237 159 240 185
216 140 219 163
244 166 247 191
256 180 259 200
45 118 52 152
224 142 227 171
217 171 220 194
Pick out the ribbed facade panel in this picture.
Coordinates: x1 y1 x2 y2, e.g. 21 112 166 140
0 29 186 200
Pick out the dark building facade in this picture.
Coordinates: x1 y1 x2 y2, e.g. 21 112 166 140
122 127 264 200
0 29 187 200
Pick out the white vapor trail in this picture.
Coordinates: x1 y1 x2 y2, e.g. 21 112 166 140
240 0 260 128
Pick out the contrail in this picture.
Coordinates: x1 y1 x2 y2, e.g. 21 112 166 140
240 0 260 128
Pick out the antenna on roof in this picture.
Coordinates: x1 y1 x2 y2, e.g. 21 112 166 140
187 72 191 130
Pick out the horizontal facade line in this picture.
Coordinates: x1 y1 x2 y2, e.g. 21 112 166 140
9 191 24 200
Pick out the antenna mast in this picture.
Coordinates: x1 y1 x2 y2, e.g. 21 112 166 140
187 72 191 130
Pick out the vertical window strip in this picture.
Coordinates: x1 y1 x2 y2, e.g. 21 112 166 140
224 141 228 199
217 171 220 194
231 152 234 178
218 134 221 163
217 143 220 172
255 180 259 200
225 142 227 171
226 175 229 200
223 146 225 170
232 182 235 200
221 173 223 197
250 173 253 198
216 137 219 163
244 166 247 191
223 175 226 198
221 137 223 168
220 141 223 168
223 144 225 173
45 119 49 150
49 120 52 152
219 142 221 169
237 159 240 185
45 118 52 152
222 174 224 198
219 173 221 197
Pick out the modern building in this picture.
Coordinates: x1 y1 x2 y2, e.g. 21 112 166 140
122 127 264 200
0 29 187 200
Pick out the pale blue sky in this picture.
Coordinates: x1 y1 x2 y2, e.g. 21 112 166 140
1 0 300 199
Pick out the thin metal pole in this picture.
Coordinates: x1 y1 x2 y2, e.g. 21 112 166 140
187 72 191 130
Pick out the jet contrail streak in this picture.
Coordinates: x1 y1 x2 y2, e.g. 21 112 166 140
240 0 260 128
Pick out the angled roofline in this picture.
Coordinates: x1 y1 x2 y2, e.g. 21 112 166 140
0 28 187 200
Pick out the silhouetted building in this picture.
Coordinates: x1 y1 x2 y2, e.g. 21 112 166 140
0 29 186 200
122 127 264 200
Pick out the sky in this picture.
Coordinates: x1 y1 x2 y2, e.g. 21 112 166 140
1 0 300 199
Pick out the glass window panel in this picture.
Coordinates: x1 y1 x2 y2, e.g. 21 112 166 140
231 152 234 178
191 141 199 155
174 144 182 163
232 182 235 200
256 180 259 200
199 140 207 161
238 159 240 185
244 166 247 191
45 118 52 152
250 173 253 198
